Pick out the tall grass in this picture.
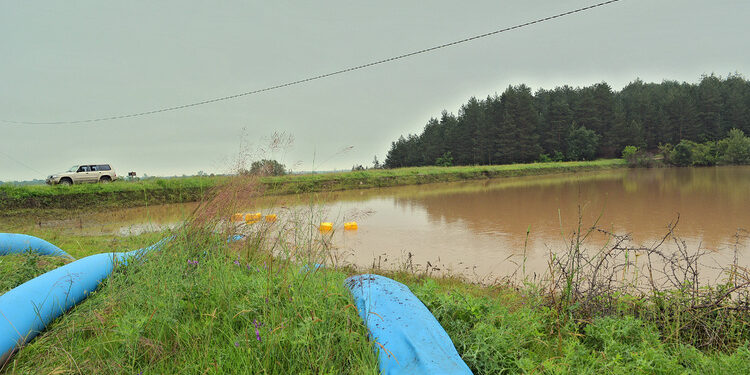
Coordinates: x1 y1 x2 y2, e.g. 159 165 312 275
544 212 750 351
0 253 69 294
409 277 750 374
6 229 377 374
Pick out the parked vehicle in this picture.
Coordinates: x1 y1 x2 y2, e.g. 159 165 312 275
46 164 118 185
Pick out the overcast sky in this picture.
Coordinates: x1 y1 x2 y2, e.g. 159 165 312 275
1 0 749 181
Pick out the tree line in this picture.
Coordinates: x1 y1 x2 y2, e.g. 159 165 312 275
385 74 750 167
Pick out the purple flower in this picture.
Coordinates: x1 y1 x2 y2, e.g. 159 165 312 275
233 260 240 266
254 319 262 342
234 341 240 347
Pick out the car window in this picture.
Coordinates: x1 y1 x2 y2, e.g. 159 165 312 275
98 164 111 171
78 166 90 172
91 165 98 171
67 165 79 172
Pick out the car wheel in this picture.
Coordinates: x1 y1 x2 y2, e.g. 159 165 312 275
60 178 72 185
99 176 112 183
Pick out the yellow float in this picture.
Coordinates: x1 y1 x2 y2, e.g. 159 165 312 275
319 222 333 232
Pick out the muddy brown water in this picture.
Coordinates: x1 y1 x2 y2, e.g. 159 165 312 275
10 166 750 281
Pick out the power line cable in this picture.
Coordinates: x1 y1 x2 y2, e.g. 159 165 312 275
1 0 623 126
0 150 44 174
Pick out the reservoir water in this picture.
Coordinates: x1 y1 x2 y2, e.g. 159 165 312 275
12 166 750 281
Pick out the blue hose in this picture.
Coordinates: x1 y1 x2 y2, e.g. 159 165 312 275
0 237 170 364
346 274 472 375
0 234 74 259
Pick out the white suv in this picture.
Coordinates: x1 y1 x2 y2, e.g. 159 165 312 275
46 164 118 185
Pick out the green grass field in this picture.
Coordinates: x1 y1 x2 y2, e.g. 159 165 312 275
0 159 626 211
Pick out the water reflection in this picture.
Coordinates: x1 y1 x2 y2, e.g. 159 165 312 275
329 167 750 279
6 167 748 280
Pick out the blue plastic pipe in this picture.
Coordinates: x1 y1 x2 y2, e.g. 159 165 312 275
345 274 472 375
0 237 170 364
0 234 74 259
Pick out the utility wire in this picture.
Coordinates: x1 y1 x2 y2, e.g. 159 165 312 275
1 0 623 125
0 150 44 174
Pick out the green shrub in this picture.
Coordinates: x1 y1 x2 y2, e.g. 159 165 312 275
436 152 454 167
723 128 750 164
538 153 553 163
621 145 638 161
248 159 287 176
671 141 694 166
691 142 718 166
566 125 600 161
621 145 656 168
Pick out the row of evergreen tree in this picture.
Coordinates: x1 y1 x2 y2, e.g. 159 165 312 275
384 74 750 168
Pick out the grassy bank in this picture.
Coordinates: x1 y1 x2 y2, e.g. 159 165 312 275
4 230 379 374
0 176 220 211
408 277 750 374
4 226 750 374
0 159 625 211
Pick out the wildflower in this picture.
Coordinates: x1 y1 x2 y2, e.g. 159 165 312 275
254 319 262 342
233 260 240 266
234 341 240 347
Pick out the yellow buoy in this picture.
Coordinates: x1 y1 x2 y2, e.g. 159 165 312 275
245 212 262 221
344 221 358 230
231 213 244 222
319 222 333 232
265 214 277 222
